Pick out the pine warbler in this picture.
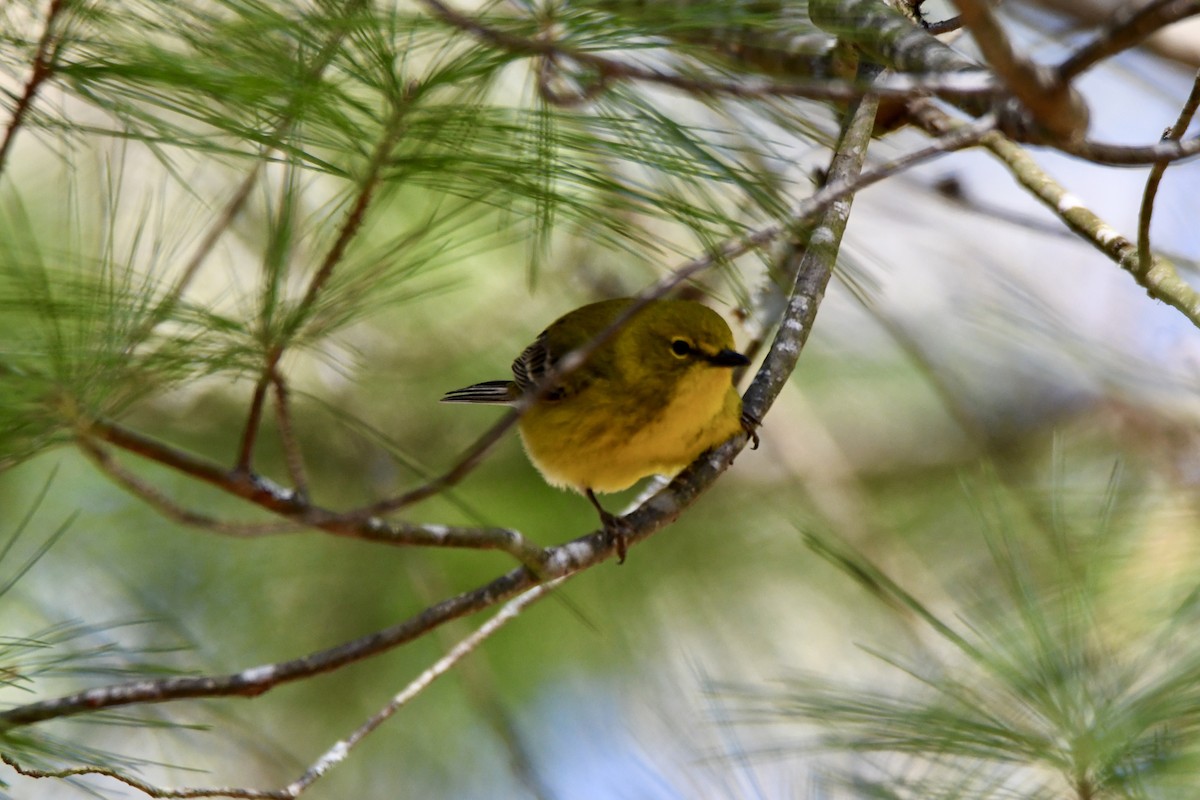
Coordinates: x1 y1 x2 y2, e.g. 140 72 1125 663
442 297 753 562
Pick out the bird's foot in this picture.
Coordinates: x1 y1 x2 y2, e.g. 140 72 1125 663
587 488 630 564
600 510 631 565
740 411 761 450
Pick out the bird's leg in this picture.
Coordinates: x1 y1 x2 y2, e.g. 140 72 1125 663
740 410 761 450
587 488 629 564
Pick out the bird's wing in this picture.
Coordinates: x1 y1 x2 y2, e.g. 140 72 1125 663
511 299 631 401
511 331 552 395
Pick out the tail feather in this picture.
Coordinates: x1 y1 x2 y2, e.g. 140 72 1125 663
441 380 517 404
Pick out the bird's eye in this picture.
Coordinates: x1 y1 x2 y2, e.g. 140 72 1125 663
670 338 691 358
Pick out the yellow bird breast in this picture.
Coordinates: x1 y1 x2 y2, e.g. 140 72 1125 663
517 366 743 494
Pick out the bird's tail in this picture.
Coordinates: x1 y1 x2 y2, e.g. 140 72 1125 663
441 380 518 404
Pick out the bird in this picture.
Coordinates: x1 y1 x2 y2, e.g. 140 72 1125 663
442 297 754 562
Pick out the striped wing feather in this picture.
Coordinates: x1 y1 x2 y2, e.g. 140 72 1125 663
512 332 551 394
440 380 515 404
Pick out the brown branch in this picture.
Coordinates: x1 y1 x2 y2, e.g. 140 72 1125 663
1137 70 1200 279
1058 0 1200 82
1060 134 1200 165
952 0 1089 142
0 581 561 799
0 754 280 800
235 374 273 473
129 0 371 354
271 370 310 498
236 91 412 475
77 436 301 536
0 556 540 728
83 420 546 563
0 0 69 177
922 15 964 36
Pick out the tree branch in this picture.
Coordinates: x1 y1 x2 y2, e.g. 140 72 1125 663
1058 0 1200 82
236 91 412 473
129 0 371 355
912 102 1200 328
271 370 310 499
1138 69 1200 279
83 420 547 563
952 0 1089 142
0 0 68 177
77 436 301 536
743 65 881 421
0 580 561 799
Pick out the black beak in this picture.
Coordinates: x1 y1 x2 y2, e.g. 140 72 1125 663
707 348 750 367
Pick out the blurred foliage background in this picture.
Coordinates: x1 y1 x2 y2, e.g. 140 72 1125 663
1 0 1200 798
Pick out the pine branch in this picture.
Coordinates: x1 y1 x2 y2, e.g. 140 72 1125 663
0 0 69 176
82 420 547 562
127 0 373 354
235 84 414 473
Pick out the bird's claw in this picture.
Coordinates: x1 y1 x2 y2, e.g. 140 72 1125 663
740 411 761 450
587 488 631 564
601 511 631 564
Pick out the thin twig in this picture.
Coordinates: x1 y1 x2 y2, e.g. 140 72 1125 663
280 579 563 798
84 420 547 563
235 374 272 473
1137 70 1200 280
128 0 370 353
0 581 562 798
77 436 302 536
923 14 963 36
1061 134 1200 165
271 370 310 498
1058 0 1200 82
236 95 411 476
0 0 69 177
0 753 279 800
403 558 557 800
